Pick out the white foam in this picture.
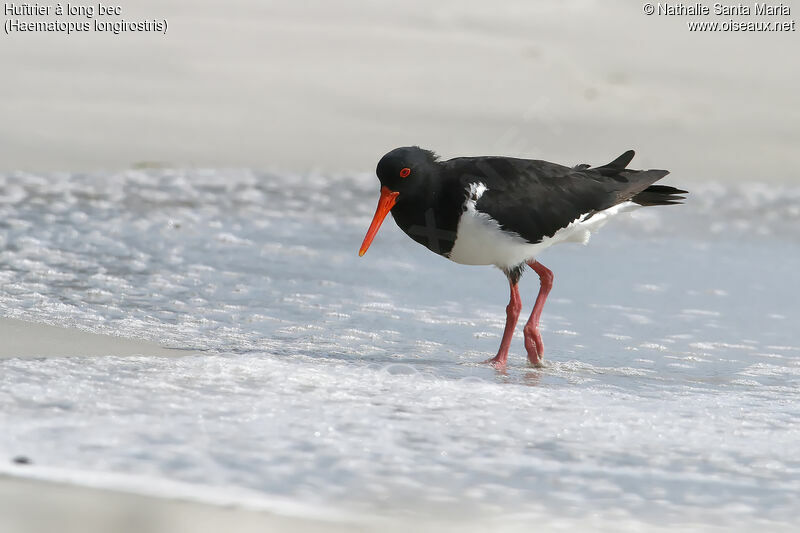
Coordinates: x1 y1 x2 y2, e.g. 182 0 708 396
0 170 798 529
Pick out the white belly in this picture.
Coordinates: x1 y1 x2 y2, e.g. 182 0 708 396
447 196 638 269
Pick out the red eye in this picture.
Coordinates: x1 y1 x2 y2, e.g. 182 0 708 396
399 167 411 178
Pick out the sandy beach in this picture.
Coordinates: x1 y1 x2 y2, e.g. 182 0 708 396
0 317 181 358
1 1 798 181
0 474 364 533
4 472 784 533
2 1 799 532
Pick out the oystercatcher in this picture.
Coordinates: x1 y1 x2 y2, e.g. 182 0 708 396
359 147 686 367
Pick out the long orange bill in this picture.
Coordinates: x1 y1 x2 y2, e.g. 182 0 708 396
359 186 399 256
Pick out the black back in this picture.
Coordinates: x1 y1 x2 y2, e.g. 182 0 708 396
439 151 677 245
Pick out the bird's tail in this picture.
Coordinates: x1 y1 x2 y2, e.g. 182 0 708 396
584 150 688 206
631 184 688 206
592 150 636 176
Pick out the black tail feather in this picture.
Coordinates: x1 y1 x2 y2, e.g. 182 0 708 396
594 150 636 176
632 184 688 206
579 150 687 206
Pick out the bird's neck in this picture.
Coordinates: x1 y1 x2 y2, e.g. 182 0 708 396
391 172 463 257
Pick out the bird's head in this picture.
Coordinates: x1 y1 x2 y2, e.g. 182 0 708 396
358 146 439 257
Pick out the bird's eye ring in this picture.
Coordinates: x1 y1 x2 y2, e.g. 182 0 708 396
399 167 411 178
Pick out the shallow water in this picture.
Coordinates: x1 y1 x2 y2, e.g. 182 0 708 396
0 169 798 530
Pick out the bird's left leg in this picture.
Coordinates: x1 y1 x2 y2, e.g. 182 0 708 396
523 260 554 366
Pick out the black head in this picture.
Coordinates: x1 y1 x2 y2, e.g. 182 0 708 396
375 146 440 197
359 146 440 257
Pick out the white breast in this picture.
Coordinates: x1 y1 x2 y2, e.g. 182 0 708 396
446 183 639 269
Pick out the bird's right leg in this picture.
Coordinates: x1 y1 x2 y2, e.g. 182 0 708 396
484 274 521 368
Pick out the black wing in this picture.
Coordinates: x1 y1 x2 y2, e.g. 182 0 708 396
442 151 678 244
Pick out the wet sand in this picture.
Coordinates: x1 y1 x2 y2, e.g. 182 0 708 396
0 474 364 533
0 317 182 358
2 473 773 533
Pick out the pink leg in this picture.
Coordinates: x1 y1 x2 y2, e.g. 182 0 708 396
484 279 521 368
523 261 554 366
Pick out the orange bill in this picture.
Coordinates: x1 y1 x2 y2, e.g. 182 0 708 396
358 186 399 256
